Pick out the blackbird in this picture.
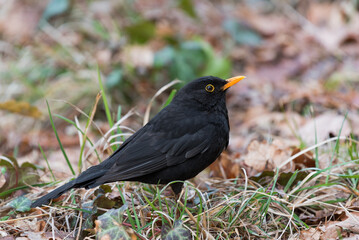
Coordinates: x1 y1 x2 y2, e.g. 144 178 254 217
31 75 245 207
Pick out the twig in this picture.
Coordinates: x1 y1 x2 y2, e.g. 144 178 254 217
0 213 49 224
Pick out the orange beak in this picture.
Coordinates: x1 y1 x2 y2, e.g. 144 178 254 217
221 76 246 91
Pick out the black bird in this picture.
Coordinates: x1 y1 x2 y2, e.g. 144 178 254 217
31 75 245 207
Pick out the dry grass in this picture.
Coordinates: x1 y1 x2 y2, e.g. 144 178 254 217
2 135 358 239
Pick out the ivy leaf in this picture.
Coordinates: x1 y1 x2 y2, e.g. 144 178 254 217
223 19 262 46
161 220 192 240
154 47 176 68
0 156 40 198
200 41 231 78
41 0 70 21
95 204 132 240
154 39 232 82
106 69 123 89
7 196 32 212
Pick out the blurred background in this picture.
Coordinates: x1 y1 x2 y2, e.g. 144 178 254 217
0 0 359 177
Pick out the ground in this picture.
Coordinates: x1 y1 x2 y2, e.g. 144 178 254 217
1 0 359 239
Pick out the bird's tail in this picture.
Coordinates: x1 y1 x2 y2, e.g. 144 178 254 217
31 162 109 208
30 180 77 208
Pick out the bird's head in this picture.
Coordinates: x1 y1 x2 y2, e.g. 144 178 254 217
173 76 245 110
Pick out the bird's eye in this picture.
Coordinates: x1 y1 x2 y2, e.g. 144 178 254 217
205 84 215 93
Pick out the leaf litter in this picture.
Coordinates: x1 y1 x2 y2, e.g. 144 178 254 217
1 0 359 239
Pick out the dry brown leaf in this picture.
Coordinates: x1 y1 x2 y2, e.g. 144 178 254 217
209 152 241 179
336 212 359 233
0 0 45 43
292 148 315 170
316 212 359 239
243 139 293 172
0 235 14 240
96 49 112 66
299 228 321 240
121 45 154 68
21 231 71 240
318 153 340 169
0 100 42 118
299 112 351 144
319 221 344 240
14 218 39 233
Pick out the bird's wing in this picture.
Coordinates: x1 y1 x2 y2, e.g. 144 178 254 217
151 124 213 166
93 112 214 183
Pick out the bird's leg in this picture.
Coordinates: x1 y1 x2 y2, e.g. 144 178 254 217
170 182 184 219
170 182 183 199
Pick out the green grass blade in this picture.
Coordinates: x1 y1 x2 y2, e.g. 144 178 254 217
38 144 56 181
131 195 141 230
0 182 58 197
98 66 113 128
46 100 75 175
312 107 320 168
161 89 177 110
116 105 125 142
326 112 348 183
98 66 116 151
284 170 298 193
78 95 100 172
54 114 101 162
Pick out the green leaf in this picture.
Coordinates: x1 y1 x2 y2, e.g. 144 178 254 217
94 195 117 210
106 69 123 89
161 220 192 240
42 0 70 21
202 56 231 79
155 39 232 82
124 20 155 44
197 40 232 78
96 205 130 239
7 196 32 212
0 156 40 198
178 0 197 18
154 47 176 68
223 19 262 46
171 41 206 82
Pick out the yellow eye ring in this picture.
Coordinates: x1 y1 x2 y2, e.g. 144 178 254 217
205 84 215 93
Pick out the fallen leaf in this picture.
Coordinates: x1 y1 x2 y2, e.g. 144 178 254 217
209 152 241 179
121 45 154 68
336 212 359 233
292 148 315 170
41 0 70 22
0 0 45 43
243 139 293 172
319 221 344 240
161 220 192 240
95 204 134 240
299 228 321 240
0 100 42 118
299 112 351 144
7 196 32 212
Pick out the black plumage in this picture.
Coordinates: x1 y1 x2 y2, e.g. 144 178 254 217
31 75 245 207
